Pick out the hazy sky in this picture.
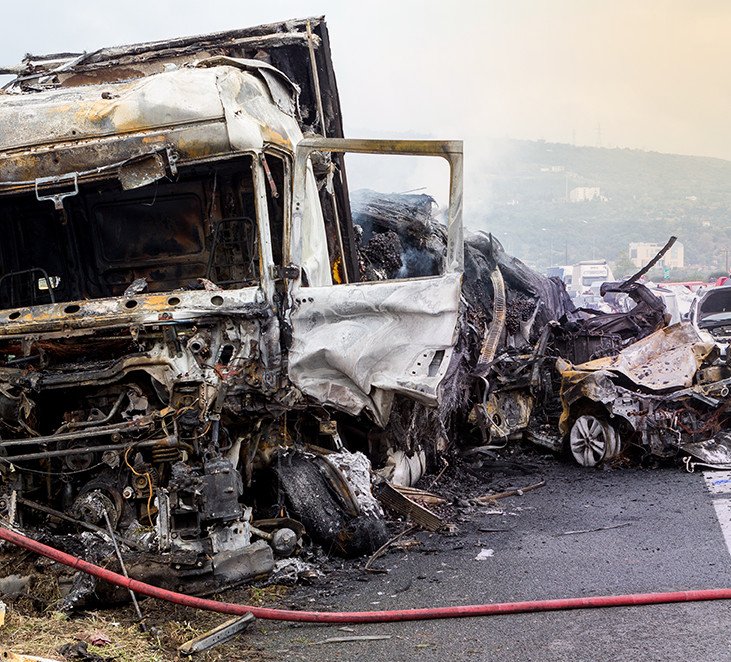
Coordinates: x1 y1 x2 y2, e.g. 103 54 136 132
1 0 729 171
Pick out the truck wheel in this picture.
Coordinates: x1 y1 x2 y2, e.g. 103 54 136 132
272 451 388 558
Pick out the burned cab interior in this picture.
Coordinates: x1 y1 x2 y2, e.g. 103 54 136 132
0 154 285 311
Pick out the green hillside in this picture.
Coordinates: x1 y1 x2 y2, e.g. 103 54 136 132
470 140 731 278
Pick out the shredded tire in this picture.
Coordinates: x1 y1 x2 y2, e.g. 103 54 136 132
272 452 388 558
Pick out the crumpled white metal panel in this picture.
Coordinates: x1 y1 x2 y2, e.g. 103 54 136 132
215 65 303 153
0 68 227 152
0 64 305 177
288 272 462 426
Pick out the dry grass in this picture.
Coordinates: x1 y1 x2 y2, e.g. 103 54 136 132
4 609 169 661
1 584 288 661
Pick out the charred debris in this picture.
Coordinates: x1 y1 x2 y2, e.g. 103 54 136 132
0 17 725 603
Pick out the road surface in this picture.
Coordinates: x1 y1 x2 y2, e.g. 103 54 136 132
242 454 731 661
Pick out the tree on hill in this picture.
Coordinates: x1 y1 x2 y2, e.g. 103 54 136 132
612 253 635 280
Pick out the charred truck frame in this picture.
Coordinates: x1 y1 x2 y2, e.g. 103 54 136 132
0 18 464 594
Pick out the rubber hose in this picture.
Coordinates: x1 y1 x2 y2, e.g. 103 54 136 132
2 525 730 623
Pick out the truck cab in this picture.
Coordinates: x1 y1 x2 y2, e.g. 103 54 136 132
0 19 463 593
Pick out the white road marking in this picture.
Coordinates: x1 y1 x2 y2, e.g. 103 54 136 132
703 471 731 557
712 499 731 558
703 470 731 494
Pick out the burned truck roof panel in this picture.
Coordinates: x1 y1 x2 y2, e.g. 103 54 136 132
0 64 304 186
0 16 345 140
0 68 229 152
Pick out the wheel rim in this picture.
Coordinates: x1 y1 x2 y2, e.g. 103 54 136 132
570 415 609 467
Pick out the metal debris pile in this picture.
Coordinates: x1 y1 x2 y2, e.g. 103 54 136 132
356 195 731 472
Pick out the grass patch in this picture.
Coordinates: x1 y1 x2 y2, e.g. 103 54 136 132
1 583 288 661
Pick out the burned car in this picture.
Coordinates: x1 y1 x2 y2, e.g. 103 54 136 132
462 271 668 452
557 323 731 468
0 19 465 595
450 236 731 470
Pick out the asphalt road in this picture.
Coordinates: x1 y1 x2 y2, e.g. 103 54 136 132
242 454 731 662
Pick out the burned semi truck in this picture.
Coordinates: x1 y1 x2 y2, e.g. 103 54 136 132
0 18 464 593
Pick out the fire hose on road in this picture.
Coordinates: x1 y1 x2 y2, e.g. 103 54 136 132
1 525 730 624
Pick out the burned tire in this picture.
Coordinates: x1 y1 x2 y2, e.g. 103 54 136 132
569 415 621 467
272 452 388 558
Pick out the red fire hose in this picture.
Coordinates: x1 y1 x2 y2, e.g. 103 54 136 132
1 525 730 623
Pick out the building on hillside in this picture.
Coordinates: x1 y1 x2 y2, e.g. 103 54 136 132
629 241 685 269
569 186 602 202
540 165 566 173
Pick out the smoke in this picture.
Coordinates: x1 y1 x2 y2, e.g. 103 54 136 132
397 246 441 279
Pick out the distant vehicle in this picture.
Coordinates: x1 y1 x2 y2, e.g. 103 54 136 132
569 260 615 296
660 283 702 320
546 265 573 289
689 284 731 357
644 284 682 325
664 281 706 292
546 261 615 299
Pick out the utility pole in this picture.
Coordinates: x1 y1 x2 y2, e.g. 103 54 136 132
595 122 602 148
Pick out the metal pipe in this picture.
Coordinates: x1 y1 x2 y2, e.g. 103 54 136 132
0 439 164 463
0 420 154 449
103 509 144 621
17 497 145 551
54 392 128 434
